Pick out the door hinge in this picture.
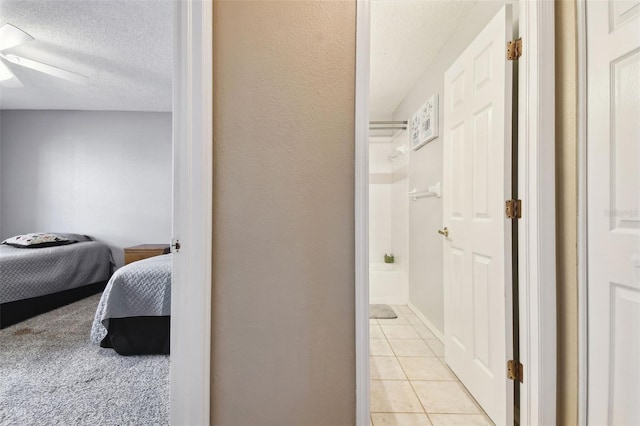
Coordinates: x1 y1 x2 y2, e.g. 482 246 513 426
505 199 522 219
506 38 522 60
507 359 524 382
171 239 181 252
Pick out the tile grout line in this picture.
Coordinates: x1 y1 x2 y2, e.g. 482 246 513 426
371 305 494 424
406 305 494 424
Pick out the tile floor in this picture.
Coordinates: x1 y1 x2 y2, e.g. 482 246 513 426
370 305 494 426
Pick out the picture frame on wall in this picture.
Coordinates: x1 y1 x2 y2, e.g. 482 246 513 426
411 94 439 151
410 112 421 150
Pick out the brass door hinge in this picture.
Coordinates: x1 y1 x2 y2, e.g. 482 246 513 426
505 199 522 219
507 360 524 382
506 38 522 60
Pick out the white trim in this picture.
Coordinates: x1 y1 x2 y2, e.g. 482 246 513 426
576 0 588 423
355 1 370 425
170 1 212 425
516 2 557 425
407 303 445 342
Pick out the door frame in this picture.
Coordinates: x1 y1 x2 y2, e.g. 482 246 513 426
354 1 557 425
170 1 213 425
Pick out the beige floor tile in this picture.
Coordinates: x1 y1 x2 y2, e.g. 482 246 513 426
412 324 436 339
428 414 491 425
425 339 444 357
371 325 385 339
378 313 410 325
412 381 480 414
371 412 432 426
398 357 455 381
371 339 395 356
381 325 420 339
388 339 435 357
371 319 379 325
394 305 413 315
402 311 424 325
371 356 407 380
370 380 424 413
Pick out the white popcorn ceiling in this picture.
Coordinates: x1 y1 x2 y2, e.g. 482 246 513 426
1 0 476 113
370 0 478 119
0 0 173 111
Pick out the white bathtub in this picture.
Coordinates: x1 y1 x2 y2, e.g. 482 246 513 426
369 263 408 305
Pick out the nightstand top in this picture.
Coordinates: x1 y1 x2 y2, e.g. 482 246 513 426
125 244 170 251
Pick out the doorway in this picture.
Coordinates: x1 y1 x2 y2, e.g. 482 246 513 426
356 2 555 424
367 3 514 424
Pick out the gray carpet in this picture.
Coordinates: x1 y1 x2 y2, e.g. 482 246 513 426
0 294 169 425
370 304 398 319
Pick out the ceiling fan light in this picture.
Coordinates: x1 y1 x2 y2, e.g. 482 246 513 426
5 54 20 63
0 59 23 87
0 60 15 81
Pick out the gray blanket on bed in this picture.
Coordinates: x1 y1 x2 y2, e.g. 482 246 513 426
90 254 172 344
0 241 113 304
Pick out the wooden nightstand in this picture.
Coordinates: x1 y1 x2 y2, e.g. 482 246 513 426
124 244 171 265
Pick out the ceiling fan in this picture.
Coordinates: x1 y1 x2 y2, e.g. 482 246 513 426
0 23 89 88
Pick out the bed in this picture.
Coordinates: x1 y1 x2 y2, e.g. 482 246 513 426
90 253 171 356
0 233 113 329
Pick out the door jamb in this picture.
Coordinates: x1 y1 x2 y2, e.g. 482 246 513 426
354 2 557 425
515 2 557 425
170 1 213 425
355 0 371 423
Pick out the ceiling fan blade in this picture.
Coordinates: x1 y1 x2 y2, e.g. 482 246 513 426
3 54 89 86
0 24 34 51
0 58 23 88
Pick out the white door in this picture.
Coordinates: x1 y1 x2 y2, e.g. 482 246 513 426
587 1 640 424
442 6 513 425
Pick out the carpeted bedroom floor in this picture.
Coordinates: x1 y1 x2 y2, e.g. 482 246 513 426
0 294 169 425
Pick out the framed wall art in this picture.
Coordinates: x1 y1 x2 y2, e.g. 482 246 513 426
410 111 421 150
411 94 439 151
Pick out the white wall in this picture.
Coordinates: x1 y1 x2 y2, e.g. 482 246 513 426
392 2 503 333
369 140 392 263
0 110 172 268
369 134 409 304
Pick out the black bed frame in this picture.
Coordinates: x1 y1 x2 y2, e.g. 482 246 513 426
0 281 108 329
100 316 171 355
1 280 171 356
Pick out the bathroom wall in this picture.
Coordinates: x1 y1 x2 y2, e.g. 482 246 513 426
369 133 409 304
392 1 504 333
369 139 392 264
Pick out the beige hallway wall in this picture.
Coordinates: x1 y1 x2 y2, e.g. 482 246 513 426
555 0 579 424
211 1 357 424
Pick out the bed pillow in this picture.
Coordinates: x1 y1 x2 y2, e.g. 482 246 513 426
51 233 92 242
2 233 75 248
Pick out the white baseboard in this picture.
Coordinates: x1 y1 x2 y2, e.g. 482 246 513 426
407 303 444 342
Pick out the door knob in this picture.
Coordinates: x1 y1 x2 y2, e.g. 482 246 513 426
438 227 449 237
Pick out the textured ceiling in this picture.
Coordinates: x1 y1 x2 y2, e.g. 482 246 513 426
0 0 173 111
370 0 478 119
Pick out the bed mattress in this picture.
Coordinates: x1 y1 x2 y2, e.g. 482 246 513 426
91 253 171 345
0 241 113 304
